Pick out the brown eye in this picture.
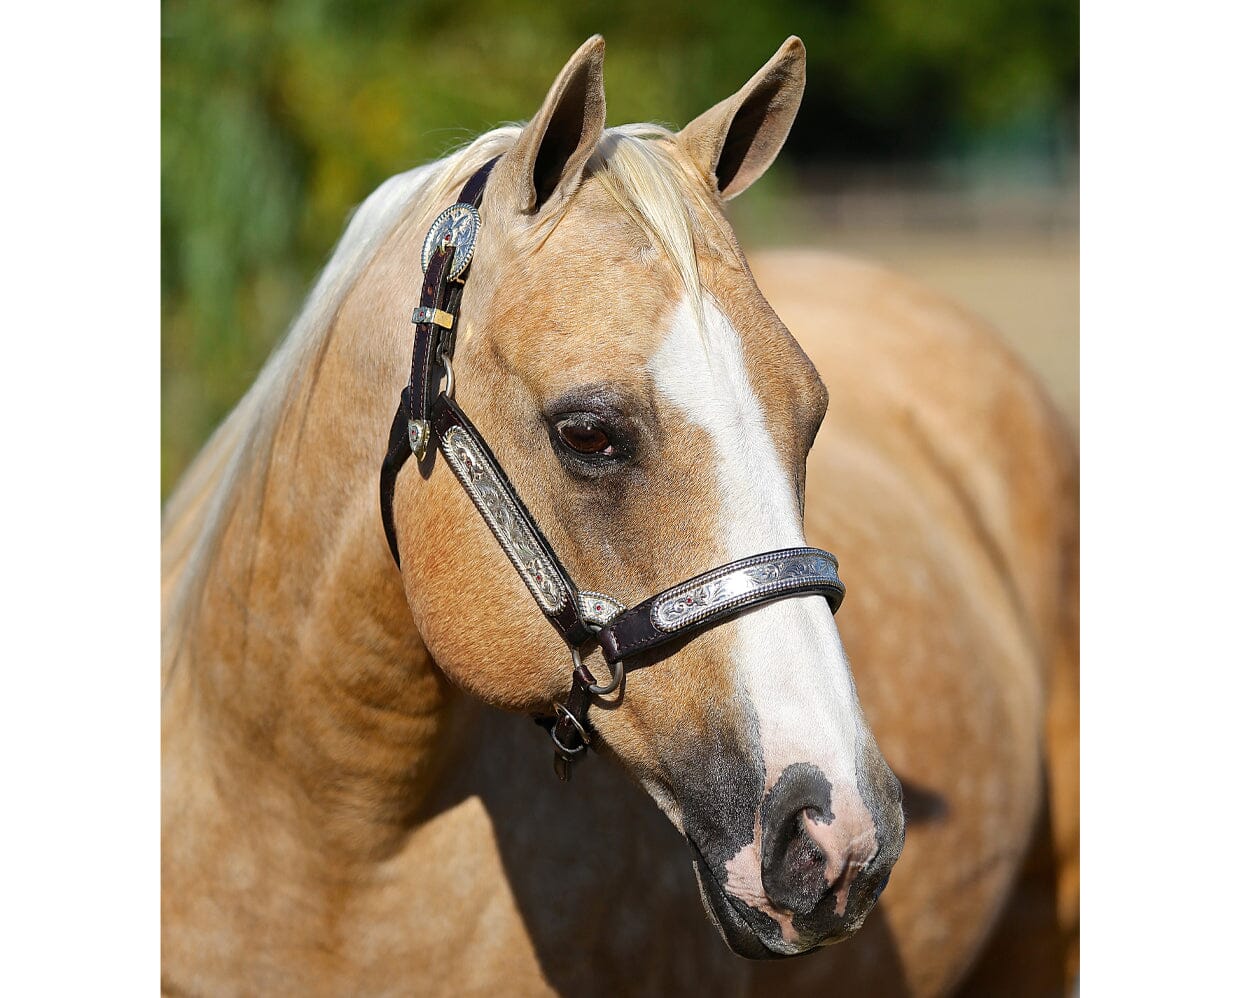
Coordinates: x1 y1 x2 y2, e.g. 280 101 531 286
556 420 614 455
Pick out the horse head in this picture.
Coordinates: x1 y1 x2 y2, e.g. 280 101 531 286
384 36 905 958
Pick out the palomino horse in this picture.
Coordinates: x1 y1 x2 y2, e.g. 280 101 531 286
162 36 1078 996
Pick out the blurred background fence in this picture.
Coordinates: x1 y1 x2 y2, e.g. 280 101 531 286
162 0 1078 495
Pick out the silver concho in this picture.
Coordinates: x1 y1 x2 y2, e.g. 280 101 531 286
421 202 481 282
440 425 568 614
651 550 842 632
578 591 625 628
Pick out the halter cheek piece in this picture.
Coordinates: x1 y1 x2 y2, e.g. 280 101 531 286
380 159 846 781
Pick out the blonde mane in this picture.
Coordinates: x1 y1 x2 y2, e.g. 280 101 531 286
588 124 721 326
161 123 723 676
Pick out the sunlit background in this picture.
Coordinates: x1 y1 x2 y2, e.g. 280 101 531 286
162 0 1078 496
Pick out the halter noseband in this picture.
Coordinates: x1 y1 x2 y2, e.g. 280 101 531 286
379 159 846 780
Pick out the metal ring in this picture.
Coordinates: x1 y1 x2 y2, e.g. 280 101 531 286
573 646 625 696
441 354 456 399
550 703 589 756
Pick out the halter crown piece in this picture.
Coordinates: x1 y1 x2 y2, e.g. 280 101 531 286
380 158 847 781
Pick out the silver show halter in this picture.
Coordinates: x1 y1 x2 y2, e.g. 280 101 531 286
379 158 846 780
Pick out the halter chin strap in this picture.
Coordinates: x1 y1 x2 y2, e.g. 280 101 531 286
379 160 846 781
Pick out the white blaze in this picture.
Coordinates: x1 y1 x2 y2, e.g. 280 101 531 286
648 297 865 786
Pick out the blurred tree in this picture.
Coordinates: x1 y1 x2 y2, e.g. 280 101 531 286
161 0 1077 493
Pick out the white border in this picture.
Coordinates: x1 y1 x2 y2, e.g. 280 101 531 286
4 1 157 991
7 2 1239 990
1083 1 1240 990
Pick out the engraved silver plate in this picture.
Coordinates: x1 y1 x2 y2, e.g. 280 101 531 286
407 419 430 459
651 549 843 632
421 203 481 282
578 591 625 628
440 424 568 614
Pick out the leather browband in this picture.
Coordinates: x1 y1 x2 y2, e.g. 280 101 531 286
379 159 847 781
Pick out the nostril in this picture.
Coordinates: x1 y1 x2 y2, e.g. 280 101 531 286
761 807 829 915
759 764 893 930
759 765 839 916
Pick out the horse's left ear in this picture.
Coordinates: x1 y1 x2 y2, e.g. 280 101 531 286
678 36 806 200
498 35 607 216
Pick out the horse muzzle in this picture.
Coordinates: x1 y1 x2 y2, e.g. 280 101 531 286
688 764 904 959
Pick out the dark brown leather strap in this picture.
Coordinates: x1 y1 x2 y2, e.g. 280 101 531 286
595 548 845 665
535 677 593 782
456 161 498 214
379 385 416 565
380 158 499 567
407 248 458 428
407 160 497 427
432 394 593 647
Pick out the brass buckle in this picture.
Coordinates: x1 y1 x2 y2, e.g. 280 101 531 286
412 306 455 329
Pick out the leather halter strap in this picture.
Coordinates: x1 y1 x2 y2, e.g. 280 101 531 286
379 159 847 781
594 548 843 665
432 395 595 647
379 158 499 569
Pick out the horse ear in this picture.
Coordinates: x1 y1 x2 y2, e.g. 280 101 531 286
678 37 806 201
499 35 607 215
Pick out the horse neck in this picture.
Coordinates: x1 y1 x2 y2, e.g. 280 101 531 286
163 256 458 863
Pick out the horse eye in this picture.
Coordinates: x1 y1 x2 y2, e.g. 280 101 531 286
556 420 614 456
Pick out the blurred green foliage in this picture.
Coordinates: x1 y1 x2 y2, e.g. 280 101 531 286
161 0 1077 494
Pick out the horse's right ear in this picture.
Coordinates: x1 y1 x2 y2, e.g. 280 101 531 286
497 36 606 216
678 37 806 200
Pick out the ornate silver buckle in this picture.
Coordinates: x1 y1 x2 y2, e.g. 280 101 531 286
420 202 481 282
